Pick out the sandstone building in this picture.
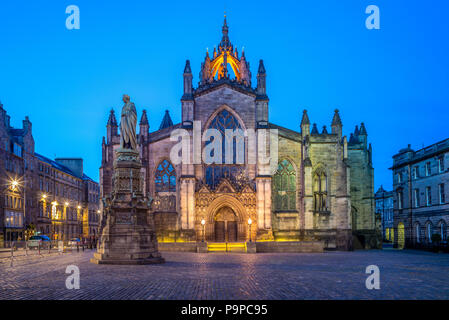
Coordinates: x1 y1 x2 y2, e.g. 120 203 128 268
0 101 100 246
375 186 394 241
100 18 378 250
391 139 448 249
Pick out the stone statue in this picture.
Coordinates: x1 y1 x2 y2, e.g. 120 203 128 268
120 94 138 150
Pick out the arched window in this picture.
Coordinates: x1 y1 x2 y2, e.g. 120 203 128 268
272 159 296 211
414 223 420 243
155 160 176 192
425 222 433 243
313 168 328 213
439 220 447 241
205 109 245 189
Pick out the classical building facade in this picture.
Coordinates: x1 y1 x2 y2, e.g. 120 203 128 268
100 19 378 250
391 139 449 249
0 101 100 246
375 186 394 241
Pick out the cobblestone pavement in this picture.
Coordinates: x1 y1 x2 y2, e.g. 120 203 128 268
0 249 448 300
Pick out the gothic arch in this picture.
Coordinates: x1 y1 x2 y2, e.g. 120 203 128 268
313 164 329 213
272 158 297 212
203 105 247 132
153 159 177 193
205 195 247 224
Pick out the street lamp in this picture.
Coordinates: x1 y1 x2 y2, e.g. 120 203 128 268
248 218 252 242
201 219 206 242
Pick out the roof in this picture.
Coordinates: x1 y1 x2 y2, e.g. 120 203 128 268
35 153 80 178
159 110 174 130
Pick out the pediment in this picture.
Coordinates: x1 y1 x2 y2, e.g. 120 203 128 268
198 185 211 194
215 179 236 194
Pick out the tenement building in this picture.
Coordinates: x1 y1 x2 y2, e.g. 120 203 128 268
375 186 394 241
35 155 100 241
100 18 378 250
391 139 449 249
0 101 100 246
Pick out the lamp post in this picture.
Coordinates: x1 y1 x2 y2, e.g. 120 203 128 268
201 219 206 242
248 218 252 242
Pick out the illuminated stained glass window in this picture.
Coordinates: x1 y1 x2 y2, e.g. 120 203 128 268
155 160 176 192
272 159 296 211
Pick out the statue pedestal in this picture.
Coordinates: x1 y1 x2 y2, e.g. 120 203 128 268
91 149 164 265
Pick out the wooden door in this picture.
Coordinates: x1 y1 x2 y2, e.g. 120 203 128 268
227 221 238 242
215 221 225 242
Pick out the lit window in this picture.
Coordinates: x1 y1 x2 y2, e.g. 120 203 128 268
155 160 176 192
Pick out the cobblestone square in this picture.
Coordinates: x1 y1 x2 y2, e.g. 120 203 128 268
1 249 448 300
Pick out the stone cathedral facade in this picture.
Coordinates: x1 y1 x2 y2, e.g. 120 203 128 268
100 19 379 250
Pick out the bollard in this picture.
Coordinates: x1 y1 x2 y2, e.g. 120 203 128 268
38 242 41 255
25 241 28 256
10 243 13 267
77 244 79 252
82 244 85 252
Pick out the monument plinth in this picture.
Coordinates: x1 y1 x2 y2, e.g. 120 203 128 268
91 95 164 265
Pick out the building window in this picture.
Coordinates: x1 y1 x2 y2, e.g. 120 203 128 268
413 166 418 180
439 184 445 204
398 191 403 209
397 172 402 183
414 189 419 208
155 160 176 192
438 157 444 173
440 222 447 241
415 223 420 243
426 187 431 206
425 162 431 176
273 159 297 211
313 168 328 213
206 108 244 164
426 222 433 242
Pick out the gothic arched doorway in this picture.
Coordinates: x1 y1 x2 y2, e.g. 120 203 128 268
214 206 238 242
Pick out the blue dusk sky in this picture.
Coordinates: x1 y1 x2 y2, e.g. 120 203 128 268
0 0 448 190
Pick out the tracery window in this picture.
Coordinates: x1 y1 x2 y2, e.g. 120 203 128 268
205 109 245 189
272 159 296 211
313 168 328 212
155 160 176 192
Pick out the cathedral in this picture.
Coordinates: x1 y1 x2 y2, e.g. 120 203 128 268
100 18 379 251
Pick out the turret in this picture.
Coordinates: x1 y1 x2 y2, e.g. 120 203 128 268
181 60 194 126
301 110 310 137
331 109 342 138
159 110 174 130
106 109 118 143
182 60 193 98
256 60 267 96
139 110 149 142
359 122 368 147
